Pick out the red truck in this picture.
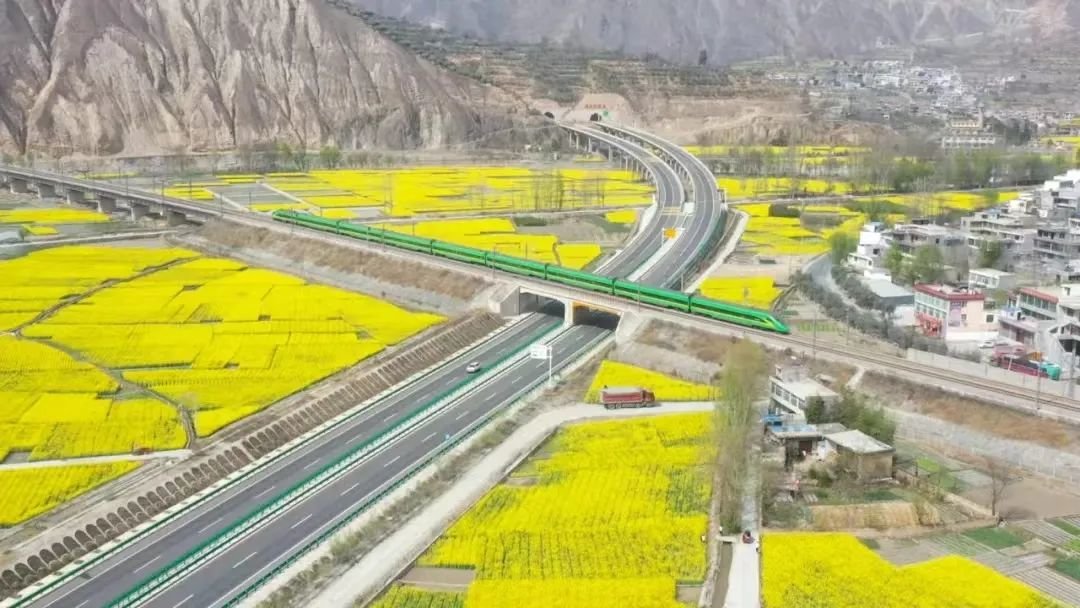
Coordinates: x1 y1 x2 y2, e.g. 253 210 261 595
600 386 657 409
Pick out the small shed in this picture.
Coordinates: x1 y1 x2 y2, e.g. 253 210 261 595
825 430 895 481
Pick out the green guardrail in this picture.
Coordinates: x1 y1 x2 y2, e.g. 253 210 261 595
216 328 610 608
7 319 552 608
106 320 563 608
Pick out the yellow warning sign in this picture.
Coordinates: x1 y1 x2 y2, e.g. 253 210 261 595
664 228 677 240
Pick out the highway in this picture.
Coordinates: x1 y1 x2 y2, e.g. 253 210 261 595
598 124 726 289
143 325 610 608
559 124 684 278
19 313 563 608
9 128 701 608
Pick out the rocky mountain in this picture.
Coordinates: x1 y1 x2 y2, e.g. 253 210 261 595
350 0 1078 65
0 0 518 156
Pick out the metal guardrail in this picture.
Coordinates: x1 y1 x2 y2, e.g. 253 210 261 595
105 322 563 607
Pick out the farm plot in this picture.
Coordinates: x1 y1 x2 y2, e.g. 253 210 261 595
0 337 186 461
6 245 443 439
585 361 715 403
402 413 713 608
0 461 139 526
763 532 1058 608
699 276 781 310
0 245 198 331
737 203 865 257
302 167 654 216
376 218 603 270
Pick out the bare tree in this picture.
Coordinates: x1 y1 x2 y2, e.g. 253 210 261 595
985 458 1018 517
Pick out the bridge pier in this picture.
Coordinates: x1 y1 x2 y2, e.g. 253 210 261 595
9 178 28 194
36 182 57 199
97 195 117 214
129 202 149 221
165 209 186 227
66 188 87 206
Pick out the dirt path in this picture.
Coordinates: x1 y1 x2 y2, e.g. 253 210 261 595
12 257 201 447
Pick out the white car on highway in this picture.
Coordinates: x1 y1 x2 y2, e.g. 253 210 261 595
465 361 481 374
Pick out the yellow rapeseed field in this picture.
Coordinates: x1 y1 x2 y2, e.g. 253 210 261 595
418 413 713 608
718 177 862 200
584 361 715 402
370 587 464 608
0 245 198 331
0 208 109 225
735 201 869 257
305 167 654 217
377 218 603 270
762 533 1058 608
5 245 442 439
604 209 639 225
0 461 139 526
700 277 781 309
163 186 216 201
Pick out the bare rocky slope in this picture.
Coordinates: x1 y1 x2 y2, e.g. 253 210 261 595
0 0 520 156
351 0 1078 64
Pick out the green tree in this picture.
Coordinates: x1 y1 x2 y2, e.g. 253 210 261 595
828 232 858 265
805 397 827 424
910 245 945 283
978 239 1005 269
319 145 342 169
883 244 906 280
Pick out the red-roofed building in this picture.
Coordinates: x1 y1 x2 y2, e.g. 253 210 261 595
913 284 997 339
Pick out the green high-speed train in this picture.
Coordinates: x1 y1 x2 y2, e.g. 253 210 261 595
272 210 790 334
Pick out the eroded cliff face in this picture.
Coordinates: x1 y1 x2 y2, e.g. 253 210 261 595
353 0 1074 64
0 0 514 156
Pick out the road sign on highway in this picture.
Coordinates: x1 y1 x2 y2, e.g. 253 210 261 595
664 227 678 240
529 344 552 360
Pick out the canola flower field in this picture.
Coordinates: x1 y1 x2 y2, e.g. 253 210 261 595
161 168 654 218
737 203 865 257
699 277 781 310
0 461 139 526
718 177 865 199
2 245 443 445
0 208 110 237
376 218 603 270
763 533 1058 608
391 413 712 608
585 361 716 403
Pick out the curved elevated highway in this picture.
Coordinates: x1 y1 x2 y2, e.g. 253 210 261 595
596 123 727 288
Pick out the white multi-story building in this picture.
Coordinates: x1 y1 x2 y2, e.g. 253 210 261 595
846 222 888 276
968 268 1017 292
768 367 839 417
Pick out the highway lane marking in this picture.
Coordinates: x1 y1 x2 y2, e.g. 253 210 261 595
422 431 437 443
75 601 89 608
253 485 276 499
173 594 194 608
383 412 397 423
132 554 162 573
303 458 322 470
196 516 224 534
232 551 258 569
455 409 471 421
340 481 362 496
383 455 401 468
290 513 314 530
